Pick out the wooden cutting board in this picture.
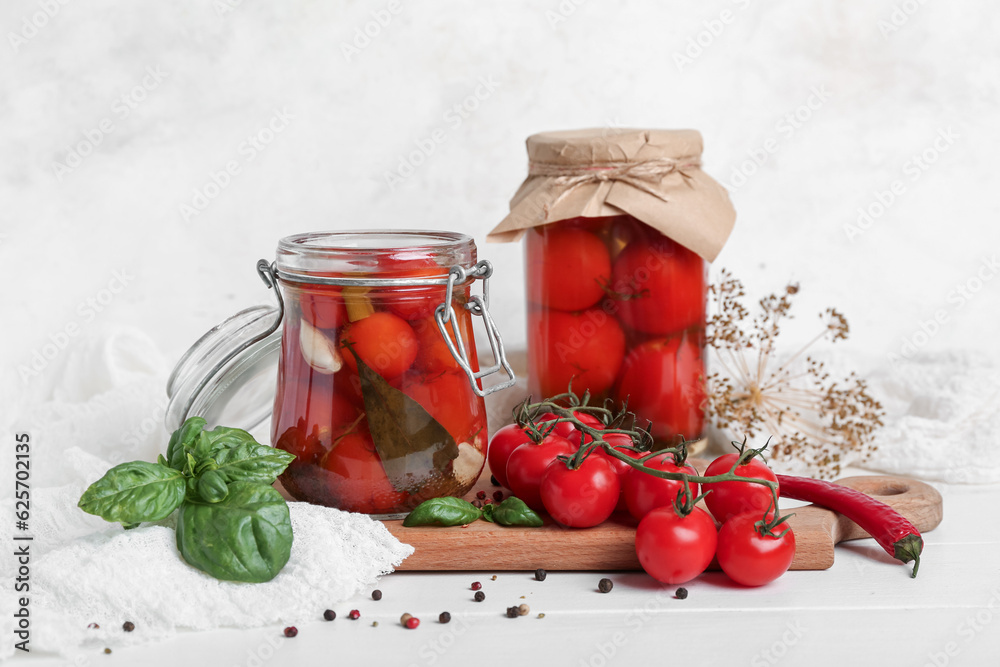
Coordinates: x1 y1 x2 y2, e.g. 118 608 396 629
383 460 943 571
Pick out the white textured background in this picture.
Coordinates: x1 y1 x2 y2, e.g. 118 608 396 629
2 0 999 408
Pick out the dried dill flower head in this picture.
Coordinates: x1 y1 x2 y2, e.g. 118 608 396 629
706 270 884 478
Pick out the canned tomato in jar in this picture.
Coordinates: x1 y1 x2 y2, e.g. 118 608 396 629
490 129 735 448
166 230 515 516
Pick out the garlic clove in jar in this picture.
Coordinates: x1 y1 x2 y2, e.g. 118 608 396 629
299 318 342 374
452 442 485 487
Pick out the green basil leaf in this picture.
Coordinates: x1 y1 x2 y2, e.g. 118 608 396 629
493 496 544 527
185 452 199 477
192 431 218 461
176 482 292 583
210 440 295 485
166 417 208 471
78 461 186 525
203 424 258 450
481 503 496 523
196 469 229 503
351 351 459 493
402 497 481 527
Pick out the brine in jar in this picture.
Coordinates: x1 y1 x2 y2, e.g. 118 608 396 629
271 231 489 514
525 216 707 446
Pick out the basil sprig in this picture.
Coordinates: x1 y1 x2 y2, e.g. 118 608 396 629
79 417 296 583
403 497 482 527
493 496 545 527
403 495 543 528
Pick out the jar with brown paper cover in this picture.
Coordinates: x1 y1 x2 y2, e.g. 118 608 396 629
489 128 736 451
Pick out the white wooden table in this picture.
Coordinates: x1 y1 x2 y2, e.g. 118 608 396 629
12 477 1000 667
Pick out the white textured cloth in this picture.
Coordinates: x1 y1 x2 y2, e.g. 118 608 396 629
864 350 1000 484
0 328 413 660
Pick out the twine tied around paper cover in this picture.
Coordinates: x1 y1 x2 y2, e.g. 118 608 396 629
527 156 701 218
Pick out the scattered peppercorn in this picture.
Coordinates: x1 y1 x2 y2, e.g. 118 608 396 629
372 589 382 601
283 626 298 638
493 491 504 502
122 621 135 632
439 611 451 623
324 609 336 621
474 591 485 602
472 499 483 509
349 610 360 620
372 621 379 627
535 568 547 581
675 587 688 600
476 491 487 500
491 575 497 581
471 581 482 590
400 613 413 625
518 604 530 616
537 613 546 619
88 623 100 629
104 648 112 655
405 617 420 629
491 475 500 487
506 606 519 618
483 498 493 505
598 578 614 593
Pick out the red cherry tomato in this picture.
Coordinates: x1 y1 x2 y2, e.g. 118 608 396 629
411 314 480 375
380 255 447 322
703 453 779 524
591 432 636 475
528 308 625 399
610 234 705 334
487 424 532 489
526 226 611 312
402 370 486 443
613 335 705 441
716 512 796 586
592 433 641 511
304 384 363 438
635 506 718 584
540 455 620 528
339 312 418 379
623 453 699 521
505 435 576 511
320 431 406 514
298 286 348 331
273 376 364 454
534 411 603 440
560 412 605 443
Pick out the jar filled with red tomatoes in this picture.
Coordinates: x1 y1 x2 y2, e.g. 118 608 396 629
166 231 515 516
489 129 736 450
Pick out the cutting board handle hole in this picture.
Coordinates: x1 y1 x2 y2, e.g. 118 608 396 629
871 482 908 496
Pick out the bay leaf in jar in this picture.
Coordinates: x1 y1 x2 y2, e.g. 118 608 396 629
351 351 460 493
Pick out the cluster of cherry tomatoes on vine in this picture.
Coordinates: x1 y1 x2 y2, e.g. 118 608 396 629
489 398 797 587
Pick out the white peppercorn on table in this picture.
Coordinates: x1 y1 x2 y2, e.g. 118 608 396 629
13 471 1000 667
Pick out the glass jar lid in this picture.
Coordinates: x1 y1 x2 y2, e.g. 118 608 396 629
276 229 476 285
165 303 282 440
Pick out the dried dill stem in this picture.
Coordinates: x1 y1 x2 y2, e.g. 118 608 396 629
705 270 884 478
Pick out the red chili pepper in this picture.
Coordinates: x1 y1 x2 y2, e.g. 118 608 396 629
776 474 923 578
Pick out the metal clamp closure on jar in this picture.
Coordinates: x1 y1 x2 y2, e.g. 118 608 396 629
255 258 515 397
